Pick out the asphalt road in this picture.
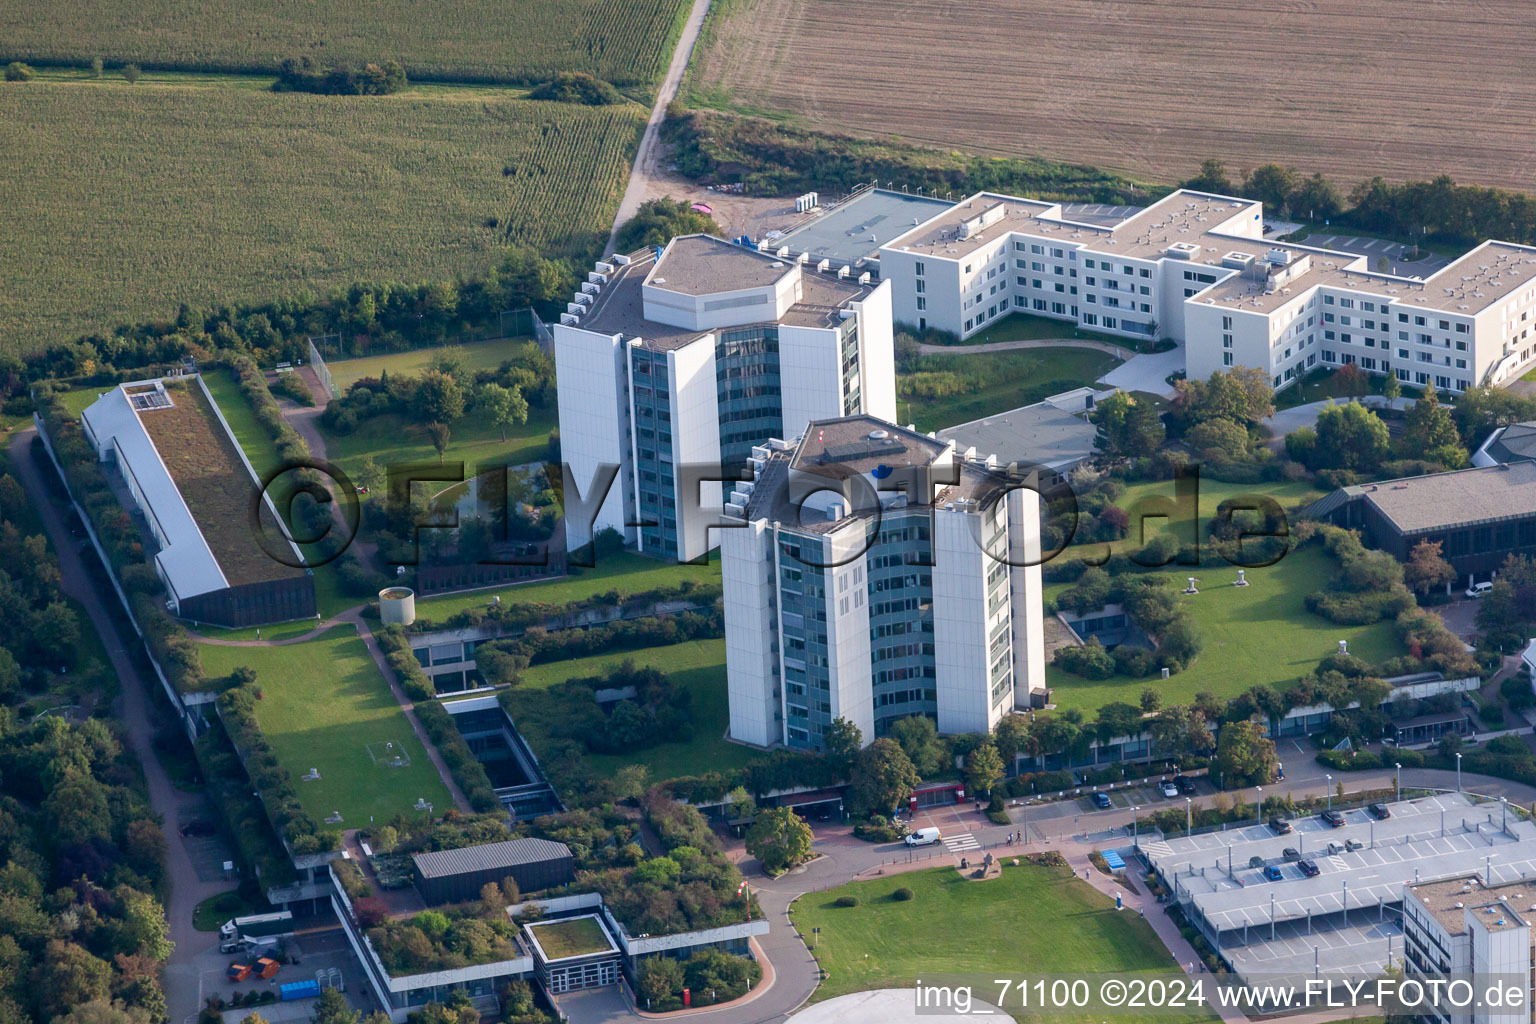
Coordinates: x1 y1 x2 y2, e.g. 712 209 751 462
9 428 229 1024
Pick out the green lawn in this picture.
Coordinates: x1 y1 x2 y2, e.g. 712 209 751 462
1046 546 1406 716
320 405 557 481
200 370 352 618
946 312 1136 349
497 637 758 781
527 917 612 958
901 347 1121 431
193 618 323 645
1097 475 1324 555
791 862 1212 1024
197 630 452 824
192 889 263 932
412 551 720 624
328 339 530 391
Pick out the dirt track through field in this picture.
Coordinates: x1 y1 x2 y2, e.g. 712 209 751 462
691 0 1536 190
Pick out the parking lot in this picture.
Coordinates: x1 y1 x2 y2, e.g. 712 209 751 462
1299 232 1454 277
189 922 378 1024
1225 908 1403 980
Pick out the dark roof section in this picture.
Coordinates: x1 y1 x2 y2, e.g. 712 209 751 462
411 838 572 880
1486 422 1536 465
1304 461 1536 534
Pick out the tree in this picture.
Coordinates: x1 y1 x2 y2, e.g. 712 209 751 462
1227 366 1276 423
121 64 141 84
1381 371 1402 408
32 600 81 668
311 987 359 1024
412 369 465 424
849 738 920 817
823 716 862 777
615 198 721 252
428 422 451 464
992 714 1033 765
33 941 112 1021
1310 401 1392 472
1091 390 1133 457
1123 399 1165 457
1332 362 1368 400
475 382 528 442
744 806 814 874
57 1002 151 1024
890 715 945 777
1244 164 1299 213
3 62 33 82
1185 417 1249 461
241 1015 272 1024
1184 159 1235 195
723 785 757 823
91 57 104 78
1139 687 1162 713
1290 172 1343 220
638 955 685 1007
1401 382 1468 467
356 456 386 494
1216 720 1278 787
1404 539 1456 597
963 743 1004 797
613 764 650 801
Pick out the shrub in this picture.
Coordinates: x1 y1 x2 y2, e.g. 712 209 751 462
1479 705 1506 727
529 72 622 105
5 61 36 82
1053 637 1116 680
891 887 914 901
832 895 859 908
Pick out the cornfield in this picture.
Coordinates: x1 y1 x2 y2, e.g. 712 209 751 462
0 0 692 87
0 81 644 354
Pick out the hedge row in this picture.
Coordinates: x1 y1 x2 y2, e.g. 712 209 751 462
412 578 722 634
218 680 340 853
415 700 501 813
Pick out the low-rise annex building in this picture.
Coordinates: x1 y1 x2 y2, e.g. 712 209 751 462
878 188 1536 395
79 376 316 627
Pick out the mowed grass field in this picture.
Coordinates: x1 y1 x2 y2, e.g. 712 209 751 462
499 637 760 782
197 630 453 823
901 346 1121 432
327 340 529 391
0 0 691 87
689 0 1536 191
0 78 643 355
792 863 1214 1024
1045 546 1406 716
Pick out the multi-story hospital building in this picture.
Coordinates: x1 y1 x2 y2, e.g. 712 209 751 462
553 234 896 563
720 415 1045 749
877 188 1536 394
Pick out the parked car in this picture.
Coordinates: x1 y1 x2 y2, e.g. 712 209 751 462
1248 855 1266 869
1321 810 1346 828
1369 803 1391 820
1262 865 1284 881
904 827 942 847
1269 816 1293 835
1092 792 1112 809
1298 859 1320 877
1177 776 1197 794
1327 841 1343 856
1467 581 1494 599
1345 838 1364 852
179 821 215 838
1282 847 1301 862
1160 781 1180 798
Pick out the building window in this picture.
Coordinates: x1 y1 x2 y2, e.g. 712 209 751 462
914 261 924 277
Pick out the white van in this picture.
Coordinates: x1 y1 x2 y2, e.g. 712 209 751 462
904 827 942 847
1467 581 1494 599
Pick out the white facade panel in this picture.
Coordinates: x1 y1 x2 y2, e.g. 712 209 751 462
553 323 630 546
856 280 898 422
931 507 994 735
666 337 723 564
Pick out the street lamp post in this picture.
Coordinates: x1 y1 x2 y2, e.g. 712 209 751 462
1326 774 1333 813
1395 763 1401 802
1133 806 1140 849
1186 797 1193 835
1456 752 1463 793
1256 786 1264 826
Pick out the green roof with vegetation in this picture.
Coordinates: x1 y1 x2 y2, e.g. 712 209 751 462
527 916 613 959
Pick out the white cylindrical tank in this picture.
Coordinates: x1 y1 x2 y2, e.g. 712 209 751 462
379 587 416 626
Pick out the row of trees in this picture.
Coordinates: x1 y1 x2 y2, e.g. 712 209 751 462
1184 159 1536 248
1286 382 1469 481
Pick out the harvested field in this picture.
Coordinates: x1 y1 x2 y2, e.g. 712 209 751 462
689 0 1536 191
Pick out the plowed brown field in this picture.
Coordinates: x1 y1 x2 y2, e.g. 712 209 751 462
689 0 1536 190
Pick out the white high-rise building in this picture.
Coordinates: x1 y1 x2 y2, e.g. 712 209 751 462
554 235 895 563
720 415 1045 750
878 189 1536 395
1402 874 1536 1024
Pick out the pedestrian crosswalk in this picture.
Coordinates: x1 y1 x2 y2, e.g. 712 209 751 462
943 831 981 853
